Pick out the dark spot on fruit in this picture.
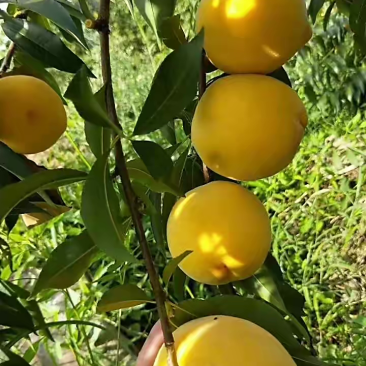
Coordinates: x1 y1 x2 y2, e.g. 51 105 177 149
214 317 218 320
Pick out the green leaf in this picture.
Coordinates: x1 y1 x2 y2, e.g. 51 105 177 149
292 349 337 366
65 67 114 129
77 0 94 20
268 67 292 88
0 238 12 271
0 169 86 224
323 1 335 31
163 250 192 285
159 15 186 50
31 231 98 297
97 284 151 312
57 0 87 20
84 86 112 158
0 292 34 330
1 17 89 74
133 31 204 135
12 52 64 100
350 0 366 46
132 140 174 180
173 296 301 352
173 267 186 301
308 0 325 23
0 345 31 366
25 300 54 341
160 121 176 145
149 191 164 247
238 267 286 312
0 143 38 179
127 158 180 195
81 150 137 263
0 0 86 47
170 145 189 188
162 192 176 238
134 0 176 37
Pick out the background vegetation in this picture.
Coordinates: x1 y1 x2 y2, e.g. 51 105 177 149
2 0 366 365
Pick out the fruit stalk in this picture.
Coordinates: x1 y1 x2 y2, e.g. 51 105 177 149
97 1 178 365
0 42 16 77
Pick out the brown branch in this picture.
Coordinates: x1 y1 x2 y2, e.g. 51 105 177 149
0 42 16 77
97 1 178 365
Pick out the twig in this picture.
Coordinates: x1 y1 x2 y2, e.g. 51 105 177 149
96 1 178 365
199 51 211 183
0 42 16 77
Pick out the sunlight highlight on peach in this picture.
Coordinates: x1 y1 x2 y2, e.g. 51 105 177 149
226 0 255 18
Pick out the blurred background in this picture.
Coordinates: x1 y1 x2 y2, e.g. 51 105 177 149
1 0 366 365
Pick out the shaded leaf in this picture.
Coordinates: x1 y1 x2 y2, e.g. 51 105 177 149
97 284 151 312
127 158 179 195
163 250 192 285
173 267 186 301
0 169 86 224
11 52 64 100
350 0 366 35
31 231 98 296
132 140 173 180
57 0 86 20
65 67 114 129
0 345 31 366
238 266 286 312
162 192 176 238
308 0 325 23
133 31 204 135
159 15 186 50
149 191 164 248
77 0 94 20
160 121 176 145
84 86 111 158
0 292 34 330
26 300 54 341
1 17 89 73
81 150 137 263
0 0 86 46
268 67 292 88
173 296 301 352
170 145 189 188
0 238 12 270
21 203 70 228
323 1 335 31
134 0 176 37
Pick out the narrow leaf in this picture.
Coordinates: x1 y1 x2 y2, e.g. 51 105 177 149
31 231 98 297
173 296 302 352
0 0 86 46
97 284 151 312
0 238 12 270
134 0 176 36
350 0 366 36
84 86 111 158
0 169 86 224
132 140 173 180
0 292 34 330
308 0 325 23
159 15 186 50
127 158 180 195
12 52 64 100
81 150 137 263
65 67 114 129
133 31 204 135
268 67 292 88
163 250 192 285
1 17 89 74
